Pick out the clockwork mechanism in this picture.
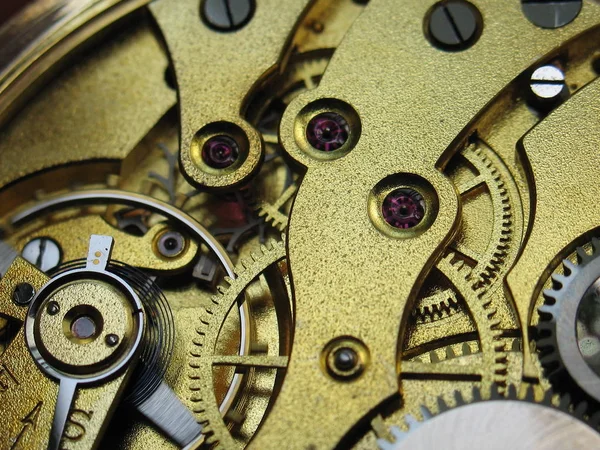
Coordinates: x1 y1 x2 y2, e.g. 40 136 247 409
1 0 600 449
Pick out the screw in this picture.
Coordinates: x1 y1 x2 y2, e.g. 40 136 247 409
12 283 35 306
522 0 582 29
22 237 61 272
306 112 350 152
46 301 60 316
105 334 119 347
202 0 255 32
157 230 187 258
324 338 369 381
382 188 426 229
529 65 568 110
426 1 482 52
202 135 240 169
333 347 358 372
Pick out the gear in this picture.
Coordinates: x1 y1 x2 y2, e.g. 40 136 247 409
459 143 514 290
412 289 460 324
187 237 289 448
377 386 600 450
537 237 600 407
422 253 507 388
408 340 480 364
412 141 521 323
250 54 331 232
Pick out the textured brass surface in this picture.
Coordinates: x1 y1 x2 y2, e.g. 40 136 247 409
0 259 134 450
255 1 600 447
10 217 198 273
36 280 134 367
1 0 600 448
150 0 312 189
0 20 174 188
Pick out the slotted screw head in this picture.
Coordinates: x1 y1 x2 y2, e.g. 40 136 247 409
426 1 483 51
522 0 582 29
202 0 255 32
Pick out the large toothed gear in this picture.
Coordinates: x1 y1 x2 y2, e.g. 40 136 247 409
187 237 289 448
538 238 600 406
377 386 600 450
435 253 507 388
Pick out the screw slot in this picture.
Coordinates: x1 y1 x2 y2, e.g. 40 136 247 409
521 0 582 29
425 1 483 52
22 237 62 272
201 0 256 32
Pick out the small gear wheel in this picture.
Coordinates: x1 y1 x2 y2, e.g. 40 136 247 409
187 237 289 448
537 237 600 408
378 385 600 450
412 253 507 388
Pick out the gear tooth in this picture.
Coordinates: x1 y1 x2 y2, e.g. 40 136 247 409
237 258 250 271
437 396 448 412
589 410 600 428
558 394 572 410
551 273 569 287
511 339 521 352
445 346 456 359
538 303 556 316
576 246 589 262
419 405 433 420
217 285 228 295
430 350 440 363
523 386 535 402
506 384 518 399
462 342 472 355
404 414 421 429
561 259 578 275
539 352 559 366
377 426 404 450
592 238 600 254
454 390 465 406
573 402 588 417
472 386 482 402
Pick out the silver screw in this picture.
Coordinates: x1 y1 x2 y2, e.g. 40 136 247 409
529 65 568 110
22 237 61 272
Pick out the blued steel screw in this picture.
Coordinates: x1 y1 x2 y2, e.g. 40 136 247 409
333 347 358 372
521 0 582 29
46 301 60 316
13 283 35 306
202 0 255 32
105 334 120 347
426 1 482 51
